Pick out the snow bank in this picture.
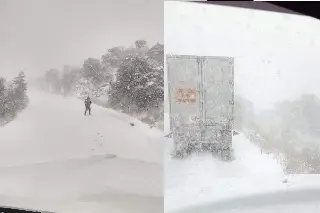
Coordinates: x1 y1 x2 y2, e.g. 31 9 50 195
232 134 285 176
165 134 285 190
165 118 286 212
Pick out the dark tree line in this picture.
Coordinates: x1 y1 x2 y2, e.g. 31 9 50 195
0 72 29 125
41 40 164 125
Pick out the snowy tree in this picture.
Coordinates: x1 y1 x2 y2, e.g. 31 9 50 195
0 77 6 116
10 72 29 111
108 56 163 112
135 40 147 49
101 46 125 68
102 44 149 69
82 58 110 85
123 46 148 58
12 72 27 98
83 58 101 78
147 43 164 66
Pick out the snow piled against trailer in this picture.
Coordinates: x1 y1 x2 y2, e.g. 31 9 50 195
164 112 284 176
165 111 286 211
165 133 285 181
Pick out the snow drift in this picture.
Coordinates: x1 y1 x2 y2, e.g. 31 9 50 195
0 89 164 213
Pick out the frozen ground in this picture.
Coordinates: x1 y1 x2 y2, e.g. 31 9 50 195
0 90 164 213
165 136 287 211
164 113 298 211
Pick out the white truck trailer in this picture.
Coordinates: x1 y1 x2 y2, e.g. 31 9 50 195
166 55 235 160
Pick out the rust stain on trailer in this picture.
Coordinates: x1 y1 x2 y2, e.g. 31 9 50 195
175 87 196 104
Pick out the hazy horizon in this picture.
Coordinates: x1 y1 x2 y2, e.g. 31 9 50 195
0 0 163 80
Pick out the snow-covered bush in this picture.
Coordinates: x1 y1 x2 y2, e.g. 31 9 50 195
0 72 29 126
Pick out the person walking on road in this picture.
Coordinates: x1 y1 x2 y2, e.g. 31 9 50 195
84 96 92 116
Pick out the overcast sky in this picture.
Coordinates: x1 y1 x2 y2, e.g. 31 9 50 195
164 1 320 112
0 0 163 80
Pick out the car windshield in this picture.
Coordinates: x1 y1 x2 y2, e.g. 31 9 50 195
165 1 320 212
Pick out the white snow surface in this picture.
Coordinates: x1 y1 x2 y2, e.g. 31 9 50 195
165 116 320 212
165 132 320 212
164 112 291 212
0 90 164 213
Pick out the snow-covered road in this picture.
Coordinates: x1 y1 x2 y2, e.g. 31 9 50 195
164 113 290 212
0 90 164 213
164 115 320 213
165 135 286 212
